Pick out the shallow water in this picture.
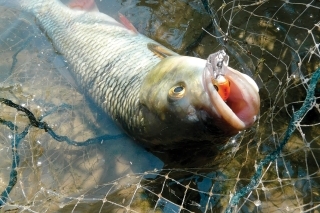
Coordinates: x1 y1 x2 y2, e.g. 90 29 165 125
0 0 320 212
0 1 165 210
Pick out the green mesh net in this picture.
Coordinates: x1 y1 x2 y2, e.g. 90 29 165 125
0 0 319 212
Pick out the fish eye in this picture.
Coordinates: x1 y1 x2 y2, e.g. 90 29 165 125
168 85 185 100
174 86 183 93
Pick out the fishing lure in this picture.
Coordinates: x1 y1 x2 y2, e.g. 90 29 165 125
206 50 231 101
212 74 230 101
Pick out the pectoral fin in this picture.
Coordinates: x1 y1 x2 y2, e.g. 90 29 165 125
147 43 179 59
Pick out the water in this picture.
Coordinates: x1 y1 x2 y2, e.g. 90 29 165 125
0 0 320 212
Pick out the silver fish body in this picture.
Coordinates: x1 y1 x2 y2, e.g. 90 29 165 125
18 0 260 146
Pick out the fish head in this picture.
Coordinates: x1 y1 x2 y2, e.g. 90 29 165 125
139 55 260 145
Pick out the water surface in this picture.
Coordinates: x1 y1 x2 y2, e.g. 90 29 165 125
0 0 320 212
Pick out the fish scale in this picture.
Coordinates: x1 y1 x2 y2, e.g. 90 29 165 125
21 0 162 135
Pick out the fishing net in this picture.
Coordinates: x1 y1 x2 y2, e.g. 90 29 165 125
0 0 319 212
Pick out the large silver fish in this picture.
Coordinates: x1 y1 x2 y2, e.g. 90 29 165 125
16 0 260 146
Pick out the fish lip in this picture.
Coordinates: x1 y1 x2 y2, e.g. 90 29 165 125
202 65 260 132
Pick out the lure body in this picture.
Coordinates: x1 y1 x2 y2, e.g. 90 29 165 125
212 74 230 101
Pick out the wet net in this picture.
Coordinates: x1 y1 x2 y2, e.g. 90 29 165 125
0 0 320 212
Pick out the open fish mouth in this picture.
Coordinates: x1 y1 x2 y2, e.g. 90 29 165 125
202 51 260 132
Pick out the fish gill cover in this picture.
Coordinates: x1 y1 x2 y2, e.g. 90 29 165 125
0 0 319 212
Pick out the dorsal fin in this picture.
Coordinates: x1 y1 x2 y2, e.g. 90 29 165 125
68 0 99 12
118 13 138 34
147 43 179 59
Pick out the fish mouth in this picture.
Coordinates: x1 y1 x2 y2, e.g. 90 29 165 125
202 65 260 132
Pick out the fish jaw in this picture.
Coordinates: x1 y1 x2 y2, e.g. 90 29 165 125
202 64 260 133
139 55 260 144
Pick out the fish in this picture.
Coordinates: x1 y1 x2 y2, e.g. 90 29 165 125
15 0 260 147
